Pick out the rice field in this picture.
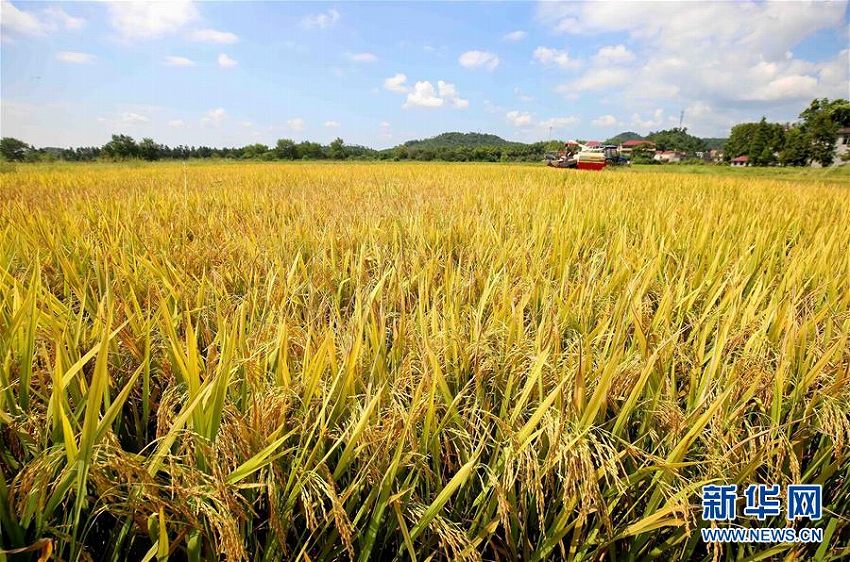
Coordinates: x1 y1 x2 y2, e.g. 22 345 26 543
1 162 849 561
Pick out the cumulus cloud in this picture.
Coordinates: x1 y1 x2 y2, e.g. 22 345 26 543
202 107 227 125
56 51 95 64
383 73 409 93
106 0 199 40
301 8 340 29
324 120 341 128
164 56 195 67
1 1 85 36
533 46 580 69
539 116 579 129
348 52 377 63
539 0 848 112
218 53 238 68
286 117 306 132
459 50 500 70
514 87 534 102
506 110 533 127
398 79 469 109
121 112 149 124
437 80 469 108
404 81 444 108
744 74 819 101
594 44 635 64
557 68 630 93
631 109 665 130
592 114 618 127
189 28 238 44
502 30 527 42
43 7 85 30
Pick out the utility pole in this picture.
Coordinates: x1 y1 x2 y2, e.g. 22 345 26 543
679 110 684 129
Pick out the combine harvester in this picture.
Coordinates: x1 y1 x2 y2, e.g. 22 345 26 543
545 140 623 171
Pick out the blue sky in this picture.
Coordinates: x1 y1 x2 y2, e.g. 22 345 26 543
1 1 848 149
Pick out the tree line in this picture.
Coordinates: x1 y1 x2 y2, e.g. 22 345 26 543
0 136 379 163
2 97 847 166
725 98 849 167
0 134 561 164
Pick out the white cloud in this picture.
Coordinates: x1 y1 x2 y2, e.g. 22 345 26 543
121 112 149 124
168 119 185 127
592 114 618 127
557 68 630 93
218 53 238 68
631 109 665 130
164 56 195 67
383 73 409 93
1 1 84 35
744 74 819 101
379 121 392 140
287 117 306 132
594 44 635 64
301 8 340 29
437 81 469 108
43 7 85 30
459 50 500 71
506 110 533 127
106 0 199 40
395 79 469 109
56 51 95 64
324 120 341 128
539 116 579 129
1 1 46 35
483 99 504 114
533 46 580 69
404 81 444 108
539 0 848 112
201 107 227 125
188 28 238 44
348 52 377 63
514 87 534 102
502 30 527 42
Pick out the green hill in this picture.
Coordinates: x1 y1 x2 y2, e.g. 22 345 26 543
604 131 644 145
403 132 520 149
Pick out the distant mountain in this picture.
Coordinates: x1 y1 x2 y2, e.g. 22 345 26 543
403 132 521 149
604 131 645 145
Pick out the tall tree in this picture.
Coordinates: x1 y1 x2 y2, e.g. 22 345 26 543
275 139 297 159
779 128 811 166
328 137 345 160
0 137 31 161
138 138 162 161
102 134 140 160
800 99 842 167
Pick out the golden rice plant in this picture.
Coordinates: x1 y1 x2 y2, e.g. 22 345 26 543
1 162 848 561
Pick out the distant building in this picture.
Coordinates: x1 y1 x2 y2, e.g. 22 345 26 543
708 149 724 163
619 139 655 155
730 155 750 167
836 126 850 163
585 140 602 148
811 127 850 168
654 150 685 163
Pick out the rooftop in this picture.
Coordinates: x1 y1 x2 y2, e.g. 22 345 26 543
622 139 655 147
